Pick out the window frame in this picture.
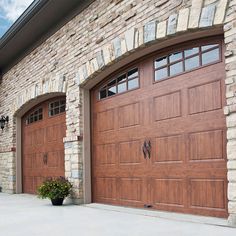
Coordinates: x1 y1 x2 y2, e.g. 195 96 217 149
153 40 222 83
98 67 140 101
25 107 43 125
48 99 66 118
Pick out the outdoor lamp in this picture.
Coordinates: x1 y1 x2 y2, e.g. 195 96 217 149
0 116 9 130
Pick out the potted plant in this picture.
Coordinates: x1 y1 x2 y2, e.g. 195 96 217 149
37 176 72 206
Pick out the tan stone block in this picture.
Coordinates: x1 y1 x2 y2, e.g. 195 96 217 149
125 28 135 51
225 77 235 85
227 127 236 139
177 8 189 32
103 44 112 65
228 183 236 200
228 170 236 182
138 26 144 47
90 58 99 73
65 161 71 172
228 201 236 214
224 106 230 115
121 37 127 55
188 0 203 29
227 113 236 127
228 160 236 169
156 21 167 39
134 28 139 48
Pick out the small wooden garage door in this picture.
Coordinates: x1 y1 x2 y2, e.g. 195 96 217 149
91 37 228 218
22 97 66 194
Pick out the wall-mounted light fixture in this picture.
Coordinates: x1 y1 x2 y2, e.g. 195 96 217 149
0 116 9 130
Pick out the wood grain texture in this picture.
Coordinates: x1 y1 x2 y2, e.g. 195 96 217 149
91 37 227 218
22 97 66 194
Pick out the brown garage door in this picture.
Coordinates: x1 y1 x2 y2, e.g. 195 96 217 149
22 97 66 194
91 37 228 218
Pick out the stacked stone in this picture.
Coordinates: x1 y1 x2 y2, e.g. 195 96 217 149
0 149 15 193
223 0 236 226
0 0 235 226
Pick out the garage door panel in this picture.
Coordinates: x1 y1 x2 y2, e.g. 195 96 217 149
153 91 181 122
153 135 185 164
119 178 143 205
97 109 115 132
189 178 226 210
32 128 44 146
32 153 43 169
23 177 34 193
151 178 185 207
24 154 33 169
119 140 143 166
46 124 61 142
188 80 222 115
94 143 116 166
119 102 141 128
189 129 224 161
93 177 117 203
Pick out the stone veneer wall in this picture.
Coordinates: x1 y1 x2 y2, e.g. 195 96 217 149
0 148 15 193
0 0 235 225
223 0 236 226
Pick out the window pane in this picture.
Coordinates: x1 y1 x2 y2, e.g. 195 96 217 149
201 44 218 51
49 110 54 117
128 68 138 79
54 107 60 115
169 52 182 63
128 78 139 90
108 86 117 96
60 106 65 113
155 67 168 81
117 74 126 83
60 100 66 105
202 48 220 65
184 47 199 57
155 56 167 68
107 79 116 87
185 56 200 71
118 82 127 93
100 89 107 99
54 101 59 107
170 62 183 76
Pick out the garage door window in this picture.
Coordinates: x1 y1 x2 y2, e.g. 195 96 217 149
99 68 139 100
154 43 220 81
25 107 43 125
48 99 66 117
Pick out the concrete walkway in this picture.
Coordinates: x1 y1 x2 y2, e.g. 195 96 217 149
0 193 236 236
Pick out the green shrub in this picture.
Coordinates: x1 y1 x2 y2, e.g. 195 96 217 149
37 177 72 200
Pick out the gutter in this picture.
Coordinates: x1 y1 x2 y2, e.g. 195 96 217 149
0 0 48 50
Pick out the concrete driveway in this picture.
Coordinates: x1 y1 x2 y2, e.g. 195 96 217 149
0 193 236 236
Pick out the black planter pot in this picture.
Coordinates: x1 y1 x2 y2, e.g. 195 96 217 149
51 198 64 206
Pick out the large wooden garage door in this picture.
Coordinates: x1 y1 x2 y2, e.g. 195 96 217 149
91 37 228 218
22 97 66 194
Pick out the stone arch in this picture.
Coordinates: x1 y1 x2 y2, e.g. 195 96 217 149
77 0 228 87
13 75 68 116
13 74 67 193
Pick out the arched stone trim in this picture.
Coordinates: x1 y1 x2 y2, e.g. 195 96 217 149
13 74 68 116
12 74 68 194
76 0 228 85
